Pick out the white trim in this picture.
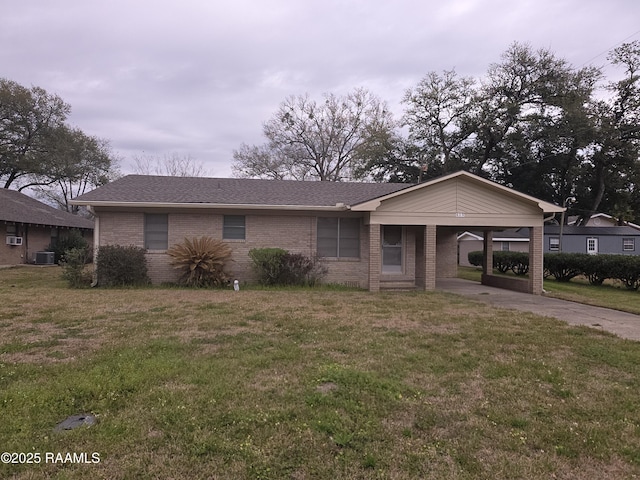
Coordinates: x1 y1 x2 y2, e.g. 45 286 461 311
69 200 349 212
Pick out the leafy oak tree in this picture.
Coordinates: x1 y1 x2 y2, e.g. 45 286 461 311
0 78 70 189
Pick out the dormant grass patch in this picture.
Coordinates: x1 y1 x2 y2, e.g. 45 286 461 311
1 266 639 479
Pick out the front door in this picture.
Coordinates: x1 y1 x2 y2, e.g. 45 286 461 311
382 226 403 273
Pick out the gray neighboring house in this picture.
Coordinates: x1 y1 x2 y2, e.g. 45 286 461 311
0 188 94 265
458 228 530 266
544 225 640 255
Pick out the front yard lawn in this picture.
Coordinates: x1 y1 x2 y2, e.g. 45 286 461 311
1 266 639 479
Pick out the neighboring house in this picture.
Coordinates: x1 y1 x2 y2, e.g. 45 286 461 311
70 171 563 294
568 213 640 230
458 228 530 267
544 226 640 255
0 188 94 265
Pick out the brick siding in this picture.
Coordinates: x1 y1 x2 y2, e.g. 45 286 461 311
95 210 372 287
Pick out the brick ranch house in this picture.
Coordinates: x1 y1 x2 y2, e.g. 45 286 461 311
71 171 563 294
1 188 94 265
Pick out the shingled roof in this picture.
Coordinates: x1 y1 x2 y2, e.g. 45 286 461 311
545 225 640 236
0 188 94 229
72 175 413 207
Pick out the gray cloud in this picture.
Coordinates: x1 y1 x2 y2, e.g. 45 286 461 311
3 0 639 177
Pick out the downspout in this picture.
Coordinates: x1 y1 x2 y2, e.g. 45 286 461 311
88 206 99 287
541 214 556 293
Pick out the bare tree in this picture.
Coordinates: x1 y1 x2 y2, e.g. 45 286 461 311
233 88 396 181
132 152 207 177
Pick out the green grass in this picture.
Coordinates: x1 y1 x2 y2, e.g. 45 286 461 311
1 266 640 479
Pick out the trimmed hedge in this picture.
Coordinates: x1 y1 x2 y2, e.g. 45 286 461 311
468 251 640 290
467 251 529 276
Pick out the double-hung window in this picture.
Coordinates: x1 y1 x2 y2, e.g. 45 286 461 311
623 237 635 252
317 217 360 258
223 215 246 240
145 214 168 250
549 237 560 252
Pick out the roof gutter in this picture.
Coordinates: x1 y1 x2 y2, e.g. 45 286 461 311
68 200 352 212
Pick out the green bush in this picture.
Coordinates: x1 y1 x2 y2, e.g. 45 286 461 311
95 245 150 287
467 251 483 267
167 236 233 287
249 248 287 285
249 248 327 286
582 254 616 286
467 251 529 275
543 253 584 282
49 229 90 264
60 247 93 288
610 255 640 290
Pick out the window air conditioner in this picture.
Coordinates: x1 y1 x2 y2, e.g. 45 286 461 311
6 236 23 246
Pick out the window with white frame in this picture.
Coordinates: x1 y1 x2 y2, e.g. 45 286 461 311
144 214 168 250
223 215 246 240
501 242 510 251
317 217 360 258
549 237 560 251
623 237 635 252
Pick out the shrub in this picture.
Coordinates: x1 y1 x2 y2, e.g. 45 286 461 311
167 237 233 287
60 247 93 288
49 229 90 264
95 245 150 287
610 255 640 290
249 248 327 286
280 252 328 286
582 254 615 286
543 253 584 282
249 248 287 285
467 251 529 275
468 251 483 267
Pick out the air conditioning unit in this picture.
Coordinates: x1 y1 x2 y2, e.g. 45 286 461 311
35 251 55 265
6 236 23 246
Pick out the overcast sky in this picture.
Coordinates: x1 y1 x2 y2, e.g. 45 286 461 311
3 0 640 178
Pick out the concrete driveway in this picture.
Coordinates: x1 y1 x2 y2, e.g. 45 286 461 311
437 278 640 342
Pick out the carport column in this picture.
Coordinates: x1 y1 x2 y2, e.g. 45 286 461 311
369 223 381 292
528 225 543 295
482 230 493 275
424 224 437 290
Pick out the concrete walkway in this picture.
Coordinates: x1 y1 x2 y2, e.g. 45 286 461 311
436 278 640 342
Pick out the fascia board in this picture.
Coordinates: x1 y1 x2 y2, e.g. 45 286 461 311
68 200 349 212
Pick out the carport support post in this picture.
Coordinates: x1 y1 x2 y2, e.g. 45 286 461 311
424 225 437 290
369 223 381 292
528 225 543 295
482 230 493 276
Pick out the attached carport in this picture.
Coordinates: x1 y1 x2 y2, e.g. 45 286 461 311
350 171 564 294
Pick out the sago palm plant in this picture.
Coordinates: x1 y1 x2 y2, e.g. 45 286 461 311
167 236 233 287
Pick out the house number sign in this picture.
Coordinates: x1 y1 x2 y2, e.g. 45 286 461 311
456 212 466 218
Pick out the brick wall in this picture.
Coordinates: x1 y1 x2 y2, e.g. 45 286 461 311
95 209 371 287
0 223 24 264
436 228 458 278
